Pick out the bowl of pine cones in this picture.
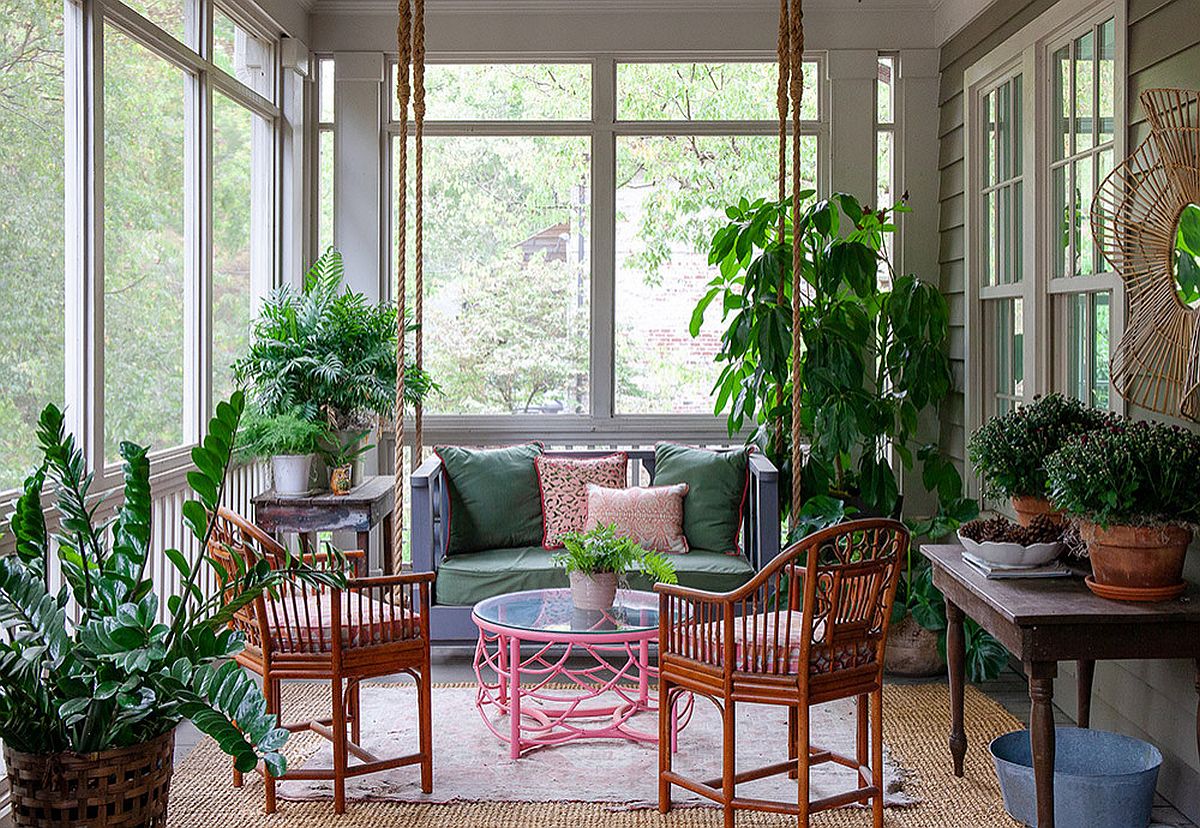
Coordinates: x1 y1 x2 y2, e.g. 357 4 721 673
958 514 1065 568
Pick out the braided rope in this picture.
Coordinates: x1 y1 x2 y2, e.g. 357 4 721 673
392 0 412 574
412 0 425 471
788 0 805 526
775 0 790 467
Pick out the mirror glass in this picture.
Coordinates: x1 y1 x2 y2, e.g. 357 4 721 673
1175 203 1200 307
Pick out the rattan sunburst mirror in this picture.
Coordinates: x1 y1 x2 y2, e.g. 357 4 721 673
1092 88 1200 420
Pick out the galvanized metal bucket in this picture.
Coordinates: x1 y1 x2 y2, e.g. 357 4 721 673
990 727 1162 828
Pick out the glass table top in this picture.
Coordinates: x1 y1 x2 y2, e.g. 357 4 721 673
472 588 660 636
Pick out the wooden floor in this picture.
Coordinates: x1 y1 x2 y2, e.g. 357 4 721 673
169 651 1198 827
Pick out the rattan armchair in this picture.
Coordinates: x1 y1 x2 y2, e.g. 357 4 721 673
655 517 908 828
209 508 435 814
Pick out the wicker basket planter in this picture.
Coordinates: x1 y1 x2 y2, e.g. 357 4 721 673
5 729 175 828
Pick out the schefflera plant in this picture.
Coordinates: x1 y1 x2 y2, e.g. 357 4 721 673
0 392 341 774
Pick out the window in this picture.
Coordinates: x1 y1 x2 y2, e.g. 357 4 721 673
389 64 592 416
102 24 189 458
316 56 334 252
876 54 896 286
0 4 64 491
614 60 823 414
213 6 274 98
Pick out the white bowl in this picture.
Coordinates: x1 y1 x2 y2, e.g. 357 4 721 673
958 531 1063 569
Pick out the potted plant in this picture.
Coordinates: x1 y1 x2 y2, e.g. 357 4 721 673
322 430 374 495
1046 417 1200 601
969 393 1112 525
553 524 678 610
237 408 328 496
0 394 337 827
234 248 437 478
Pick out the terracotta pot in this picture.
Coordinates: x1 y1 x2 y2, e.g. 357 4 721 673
329 464 353 495
569 571 618 611
1011 495 1066 527
884 613 946 677
1079 521 1192 602
6 728 175 828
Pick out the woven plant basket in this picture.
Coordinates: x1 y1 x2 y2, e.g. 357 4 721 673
5 728 175 828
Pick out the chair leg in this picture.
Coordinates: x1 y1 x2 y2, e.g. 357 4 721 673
349 679 361 745
788 705 798 779
418 663 433 794
658 680 672 814
332 675 347 814
722 699 736 828
871 689 884 828
857 693 869 791
797 704 810 828
232 761 243 788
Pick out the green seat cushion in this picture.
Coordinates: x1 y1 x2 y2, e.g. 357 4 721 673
653 443 750 553
436 547 755 607
437 443 544 555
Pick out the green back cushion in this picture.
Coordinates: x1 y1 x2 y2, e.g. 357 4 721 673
653 443 750 553
437 443 544 555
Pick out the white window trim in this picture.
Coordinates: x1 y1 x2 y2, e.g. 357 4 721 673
962 0 1127 499
376 52 830 445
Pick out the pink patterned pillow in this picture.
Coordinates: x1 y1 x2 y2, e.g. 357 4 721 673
535 453 628 549
584 483 690 555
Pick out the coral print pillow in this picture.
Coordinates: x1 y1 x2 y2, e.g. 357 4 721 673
584 483 689 555
535 453 628 549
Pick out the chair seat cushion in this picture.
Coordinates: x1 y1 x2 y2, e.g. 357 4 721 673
266 592 417 650
689 611 875 675
435 546 756 607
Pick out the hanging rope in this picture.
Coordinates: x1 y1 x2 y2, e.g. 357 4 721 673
392 0 416 574
774 0 790 470
787 0 805 528
412 0 426 471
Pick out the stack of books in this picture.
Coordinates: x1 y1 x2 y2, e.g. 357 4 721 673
962 551 1075 580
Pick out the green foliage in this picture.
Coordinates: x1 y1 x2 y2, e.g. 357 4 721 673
553 524 678 586
1045 416 1200 528
235 408 329 460
0 392 341 770
234 248 437 429
968 393 1113 501
320 430 374 469
1175 204 1200 306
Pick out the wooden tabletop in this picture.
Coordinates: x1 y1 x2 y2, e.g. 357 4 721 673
252 475 396 509
921 544 1200 627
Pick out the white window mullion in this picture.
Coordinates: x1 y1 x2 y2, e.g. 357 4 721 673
184 0 213 438
591 57 617 422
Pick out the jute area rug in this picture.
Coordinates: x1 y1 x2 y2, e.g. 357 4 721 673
167 681 1023 827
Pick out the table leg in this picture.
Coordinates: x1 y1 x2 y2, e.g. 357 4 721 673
355 531 370 577
1028 661 1058 828
945 599 967 777
509 635 522 759
638 638 650 707
1076 659 1095 729
383 510 394 574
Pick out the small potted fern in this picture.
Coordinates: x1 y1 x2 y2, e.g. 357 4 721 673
236 408 328 496
554 524 678 610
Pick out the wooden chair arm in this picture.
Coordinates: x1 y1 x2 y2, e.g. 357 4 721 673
347 571 436 589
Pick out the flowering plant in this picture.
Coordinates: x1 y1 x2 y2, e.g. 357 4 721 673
968 394 1112 501
1045 417 1200 528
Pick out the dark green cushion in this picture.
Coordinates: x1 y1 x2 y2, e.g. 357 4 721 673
437 443 544 555
653 443 750 553
435 546 755 607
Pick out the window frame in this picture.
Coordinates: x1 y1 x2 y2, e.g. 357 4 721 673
59 0 284 494
962 0 1126 500
380 53 829 445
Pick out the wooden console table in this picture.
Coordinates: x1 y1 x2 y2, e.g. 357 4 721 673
252 476 396 576
920 544 1200 828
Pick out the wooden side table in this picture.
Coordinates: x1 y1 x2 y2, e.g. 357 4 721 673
252 476 396 576
920 543 1200 828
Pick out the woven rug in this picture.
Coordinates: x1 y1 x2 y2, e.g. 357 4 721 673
276 684 912 807
167 682 1025 827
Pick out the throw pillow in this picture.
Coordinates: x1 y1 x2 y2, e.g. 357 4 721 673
585 483 689 555
536 453 628 549
436 443 544 555
653 443 751 554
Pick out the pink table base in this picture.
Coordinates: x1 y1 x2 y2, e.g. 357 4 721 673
472 620 690 758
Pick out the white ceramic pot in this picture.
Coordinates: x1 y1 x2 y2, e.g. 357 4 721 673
569 571 618 611
272 454 314 496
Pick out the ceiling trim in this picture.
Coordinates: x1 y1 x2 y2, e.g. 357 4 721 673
310 0 937 14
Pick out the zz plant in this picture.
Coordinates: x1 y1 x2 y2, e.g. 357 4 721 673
0 392 339 773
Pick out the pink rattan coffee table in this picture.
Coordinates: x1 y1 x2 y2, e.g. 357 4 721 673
472 588 687 758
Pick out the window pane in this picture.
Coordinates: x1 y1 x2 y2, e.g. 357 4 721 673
1052 45 1071 162
104 27 186 457
1093 291 1111 408
1074 30 1094 153
1012 75 1023 175
1066 292 1111 408
1073 154 1095 276
1012 179 1023 281
319 57 334 123
1098 18 1115 144
992 298 1023 415
997 81 1011 182
983 90 995 187
394 136 591 414
1066 293 1089 402
319 130 334 251
121 0 187 44
876 56 893 125
213 7 273 98
0 3 63 491
985 189 997 286
877 129 894 287
212 92 269 407
614 134 818 414
395 64 591 121
618 61 819 121
1052 164 1069 278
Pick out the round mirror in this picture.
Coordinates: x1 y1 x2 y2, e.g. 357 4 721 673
1174 203 1200 308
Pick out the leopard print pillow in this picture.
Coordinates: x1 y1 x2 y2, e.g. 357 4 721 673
535 453 628 549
